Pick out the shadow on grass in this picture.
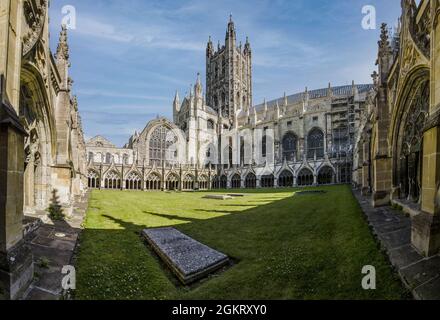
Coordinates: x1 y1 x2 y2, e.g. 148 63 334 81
74 185 411 300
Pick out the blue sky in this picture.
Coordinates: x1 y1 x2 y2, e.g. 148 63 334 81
49 0 402 147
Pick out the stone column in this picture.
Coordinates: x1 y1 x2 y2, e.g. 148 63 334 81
0 97 34 300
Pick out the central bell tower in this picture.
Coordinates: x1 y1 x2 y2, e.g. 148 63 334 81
206 16 252 124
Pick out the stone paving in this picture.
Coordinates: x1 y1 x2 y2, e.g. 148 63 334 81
352 190 440 300
21 194 88 300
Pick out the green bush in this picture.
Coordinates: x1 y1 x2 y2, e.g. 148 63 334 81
48 189 65 220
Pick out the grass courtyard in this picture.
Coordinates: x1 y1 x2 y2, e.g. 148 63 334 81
75 185 409 300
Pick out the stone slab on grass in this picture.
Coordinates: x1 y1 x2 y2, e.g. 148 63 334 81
227 194 246 197
203 194 233 200
142 227 229 285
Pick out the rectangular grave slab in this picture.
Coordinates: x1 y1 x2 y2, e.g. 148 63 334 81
227 194 246 197
203 194 233 200
142 227 229 285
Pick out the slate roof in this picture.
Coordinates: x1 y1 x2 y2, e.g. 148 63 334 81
253 84 374 111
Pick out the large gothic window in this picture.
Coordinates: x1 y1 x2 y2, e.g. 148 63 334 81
149 125 178 166
307 128 324 159
397 81 429 203
282 132 297 161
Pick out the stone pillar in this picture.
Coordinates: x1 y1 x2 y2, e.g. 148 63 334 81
0 97 34 300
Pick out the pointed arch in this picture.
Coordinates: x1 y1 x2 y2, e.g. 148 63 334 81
297 168 314 186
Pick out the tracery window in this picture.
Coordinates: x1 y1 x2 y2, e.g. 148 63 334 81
166 173 179 190
261 174 274 188
88 170 100 189
231 174 241 189
282 132 297 161
245 173 257 189
149 125 178 166
146 173 161 190
278 170 293 187
307 128 324 159
318 166 333 185
297 168 314 186
126 172 142 190
104 171 120 189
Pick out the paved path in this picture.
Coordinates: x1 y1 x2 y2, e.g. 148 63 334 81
22 194 88 300
353 190 440 300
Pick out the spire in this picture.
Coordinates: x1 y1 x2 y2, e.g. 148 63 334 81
275 100 280 120
56 25 69 60
283 92 288 106
195 73 202 98
226 14 236 40
244 36 251 55
173 90 180 112
207 36 214 57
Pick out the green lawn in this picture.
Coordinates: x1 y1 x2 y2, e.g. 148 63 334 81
75 185 409 300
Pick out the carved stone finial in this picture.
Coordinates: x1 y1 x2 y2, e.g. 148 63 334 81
56 24 69 60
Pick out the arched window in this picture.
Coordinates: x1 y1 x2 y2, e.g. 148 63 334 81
166 173 179 190
88 152 94 163
198 175 208 190
126 172 142 190
261 174 274 188
318 166 334 185
105 153 112 164
149 125 178 166
278 170 293 187
87 170 100 189
307 128 324 159
231 174 241 189
146 173 161 190
245 173 257 189
333 126 348 156
282 132 297 161
297 168 314 186
104 171 121 190
183 175 194 190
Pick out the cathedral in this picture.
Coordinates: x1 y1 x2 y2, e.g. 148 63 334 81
86 17 373 191
0 0 87 299
1 0 440 301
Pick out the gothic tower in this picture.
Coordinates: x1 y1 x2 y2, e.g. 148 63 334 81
206 15 252 125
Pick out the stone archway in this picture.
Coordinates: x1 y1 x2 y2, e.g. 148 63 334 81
393 78 430 204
